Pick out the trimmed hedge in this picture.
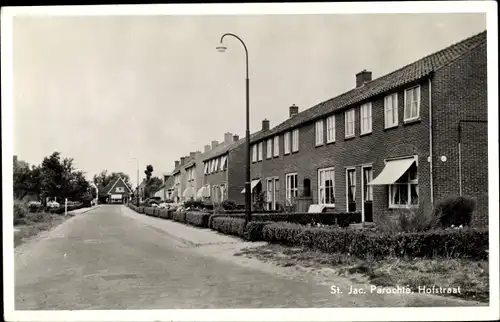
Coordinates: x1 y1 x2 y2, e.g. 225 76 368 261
211 217 246 237
185 212 211 228
243 221 275 241
48 203 85 214
261 222 489 260
172 211 187 223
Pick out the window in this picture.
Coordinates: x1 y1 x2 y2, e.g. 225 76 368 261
315 120 324 146
252 144 257 162
284 132 291 155
384 93 398 128
389 162 419 208
214 158 219 172
286 173 298 201
360 103 372 134
345 109 355 137
404 86 420 121
318 167 335 206
204 162 209 174
273 136 279 157
116 187 124 193
326 115 336 143
292 129 299 152
220 155 227 171
346 168 356 211
363 167 373 201
258 142 263 161
266 177 279 211
220 184 226 202
266 139 272 159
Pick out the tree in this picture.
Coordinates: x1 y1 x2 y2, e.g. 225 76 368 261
13 165 41 200
144 165 153 181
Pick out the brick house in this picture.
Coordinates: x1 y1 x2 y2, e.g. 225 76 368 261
169 151 203 203
201 127 266 206
247 31 487 227
101 177 133 204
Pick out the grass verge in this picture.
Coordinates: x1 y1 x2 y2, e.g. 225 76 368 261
236 244 489 303
14 212 75 247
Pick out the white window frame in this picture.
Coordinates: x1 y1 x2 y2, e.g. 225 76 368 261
285 172 298 202
345 109 355 138
384 93 399 128
220 184 226 202
265 176 280 211
252 144 257 162
258 142 263 161
326 115 336 143
266 139 272 159
284 132 291 155
318 167 336 207
273 136 279 157
360 102 372 135
388 156 419 209
220 155 227 171
361 164 374 223
116 187 124 193
204 162 209 174
292 129 299 152
315 120 324 146
404 85 421 122
214 158 219 172
345 167 357 212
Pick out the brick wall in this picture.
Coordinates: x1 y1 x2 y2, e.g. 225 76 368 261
431 42 488 227
203 156 229 203
227 146 247 206
250 80 432 223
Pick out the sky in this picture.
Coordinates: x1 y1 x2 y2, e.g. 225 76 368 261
11 11 486 187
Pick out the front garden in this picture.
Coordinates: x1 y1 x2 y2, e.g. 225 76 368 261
128 195 489 303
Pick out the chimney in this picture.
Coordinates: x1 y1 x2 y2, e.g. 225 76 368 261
204 145 211 153
224 132 233 144
189 152 196 159
174 160 180 168
262 119 270 131
356 70 372 88
233 134 240 142
180 157 185 165
211 140 218 149
289 104 299 118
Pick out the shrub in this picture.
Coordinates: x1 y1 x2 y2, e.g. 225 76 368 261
251 212 361 227
28 201 43 213
14 200 29 225
243 221 274 241
208 213 245 229
211 217 246 237
25 211 52 223
221 200 237 210
184 199 204 210
137 206 145 214
172 211 187 223
434 195 476 228
158 209 169 219
185 212 211 228
261 222 488 260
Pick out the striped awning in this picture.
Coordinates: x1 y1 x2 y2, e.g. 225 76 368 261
241 179 261 193
368 158 415 185
196 186 205 198
183 187 195 198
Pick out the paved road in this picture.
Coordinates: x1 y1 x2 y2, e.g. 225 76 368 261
15 205 481 310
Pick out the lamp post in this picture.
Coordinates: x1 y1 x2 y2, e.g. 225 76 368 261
217 33 251 223
131 157 140 207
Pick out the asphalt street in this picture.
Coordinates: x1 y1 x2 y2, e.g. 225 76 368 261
14 205 481 310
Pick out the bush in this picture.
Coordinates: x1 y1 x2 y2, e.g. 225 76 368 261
221 200 237 210
185 212 211 228
208 213 245 228
172 211 187 223
211 217 246 237
184 199 204 210
14 200 29 225
261 222 488 260
434 195 476 228
243 221 274 241
158 209 169 219
28 201 43 213
251 212 361 227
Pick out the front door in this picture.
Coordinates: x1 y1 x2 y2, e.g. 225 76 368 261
266 177 280 210
362 166 374 222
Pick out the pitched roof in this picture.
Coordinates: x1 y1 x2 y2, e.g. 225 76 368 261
250 30 487 143
202 131 263 161
101 177 133 195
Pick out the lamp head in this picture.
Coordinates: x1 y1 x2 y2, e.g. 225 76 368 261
216 45 227 53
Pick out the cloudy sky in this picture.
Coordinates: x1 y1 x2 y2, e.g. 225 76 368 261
11 11 486 187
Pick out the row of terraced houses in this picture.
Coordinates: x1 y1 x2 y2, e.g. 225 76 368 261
155 31 488 227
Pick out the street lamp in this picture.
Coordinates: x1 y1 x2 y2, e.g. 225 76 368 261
131 157 140 207
217 33 251 223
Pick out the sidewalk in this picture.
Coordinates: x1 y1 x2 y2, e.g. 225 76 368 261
120 206 244 248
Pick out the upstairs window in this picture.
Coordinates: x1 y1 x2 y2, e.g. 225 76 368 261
384 93 398 128
345 109 355 138
326 115 336 143
284 132 291 155
315 120 324 146
360 103 372 134
273 136 279 157
292 129 299 152
404 86 420 121
266 139 272 159
258 142 263 161
252 144 257 163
